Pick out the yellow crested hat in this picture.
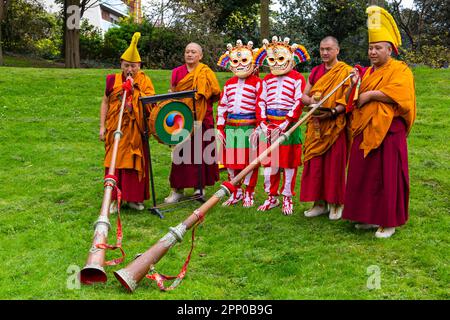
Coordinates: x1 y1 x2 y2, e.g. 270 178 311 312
367 6 402 54
121 32 141 63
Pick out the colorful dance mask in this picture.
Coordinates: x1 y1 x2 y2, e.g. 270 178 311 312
254 36 310 76
217 40 258 78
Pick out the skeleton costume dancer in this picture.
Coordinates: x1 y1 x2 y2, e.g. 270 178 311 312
216 40 262 207
253 36 310 215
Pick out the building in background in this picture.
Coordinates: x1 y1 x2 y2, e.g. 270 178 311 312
42 0 142 35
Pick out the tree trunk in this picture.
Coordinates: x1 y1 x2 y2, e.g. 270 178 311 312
65 28 80 68
65 0 81 68
260 0 270 41
0 26 3 66
0 0 6 66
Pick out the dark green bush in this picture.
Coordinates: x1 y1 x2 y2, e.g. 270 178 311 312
79 20 103 61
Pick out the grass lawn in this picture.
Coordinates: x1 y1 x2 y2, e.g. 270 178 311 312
0 65 448 300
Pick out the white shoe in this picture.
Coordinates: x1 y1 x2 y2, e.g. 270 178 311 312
329 204 343 220
128 202 145 211
304 203 329 217
257 196 280 211
242 191 255 208
164 189 184 203
375 227 396 238
109 201 118 214
282 196 293 216
193 189 204 196
222 189 243 206
355 223 379 230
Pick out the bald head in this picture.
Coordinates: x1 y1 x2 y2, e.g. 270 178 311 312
320 36 339 49
319 36 340 66
184 42 203 68
186 42 203 55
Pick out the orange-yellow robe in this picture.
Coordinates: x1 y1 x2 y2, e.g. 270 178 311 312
300 61 352 204
349 59 416 157
104 71 155 201
173 63 222 123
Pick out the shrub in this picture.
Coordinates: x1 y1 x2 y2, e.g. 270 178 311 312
35 39 60 60
79 20 103 61
402 45 450 68
102 17 153 66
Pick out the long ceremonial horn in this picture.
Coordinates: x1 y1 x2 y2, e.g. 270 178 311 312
114 73 353 292
80 73 133 284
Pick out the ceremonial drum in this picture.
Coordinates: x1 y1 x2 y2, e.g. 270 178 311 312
148 100 194 146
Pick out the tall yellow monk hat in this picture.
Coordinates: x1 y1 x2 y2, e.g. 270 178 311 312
121 32 141 62
366 6 402 54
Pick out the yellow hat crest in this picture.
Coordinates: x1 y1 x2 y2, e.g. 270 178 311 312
121 32 142 63
367 6 402 54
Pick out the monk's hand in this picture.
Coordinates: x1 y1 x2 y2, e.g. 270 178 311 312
312 110 331 120
125 73 134 92
350 68 360 86
126 72 134 83
357 91 371 108
302 95 314 106
313 92 322 102
216 127 226 147
99 126 106 141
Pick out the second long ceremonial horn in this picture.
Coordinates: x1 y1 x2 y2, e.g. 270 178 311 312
114 73 353 292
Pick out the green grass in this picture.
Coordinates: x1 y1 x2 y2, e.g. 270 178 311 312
2 54 64 68
0 66 448 300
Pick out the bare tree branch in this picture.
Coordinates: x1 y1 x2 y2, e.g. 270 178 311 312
392 0 416 49
80 0 100 18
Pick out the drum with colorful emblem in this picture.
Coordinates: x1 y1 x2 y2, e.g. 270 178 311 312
148 100 194 145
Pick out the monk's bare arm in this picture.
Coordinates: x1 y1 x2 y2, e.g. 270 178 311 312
301 80 314 105
99 94 109 141
345 82 356 102
366 90 395 103
358 90 395 107
345 69 360 103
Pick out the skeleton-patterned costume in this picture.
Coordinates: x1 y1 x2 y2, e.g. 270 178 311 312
217 40 262 207
253 36 310 215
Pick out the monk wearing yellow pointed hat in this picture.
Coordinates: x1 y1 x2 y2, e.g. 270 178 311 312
99 32 155 212
342 6 416 238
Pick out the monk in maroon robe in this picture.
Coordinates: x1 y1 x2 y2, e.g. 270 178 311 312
300 36 352 220
164 43 221 203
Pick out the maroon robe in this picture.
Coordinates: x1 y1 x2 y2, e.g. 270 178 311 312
169 65 220 189
342 118 409 227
